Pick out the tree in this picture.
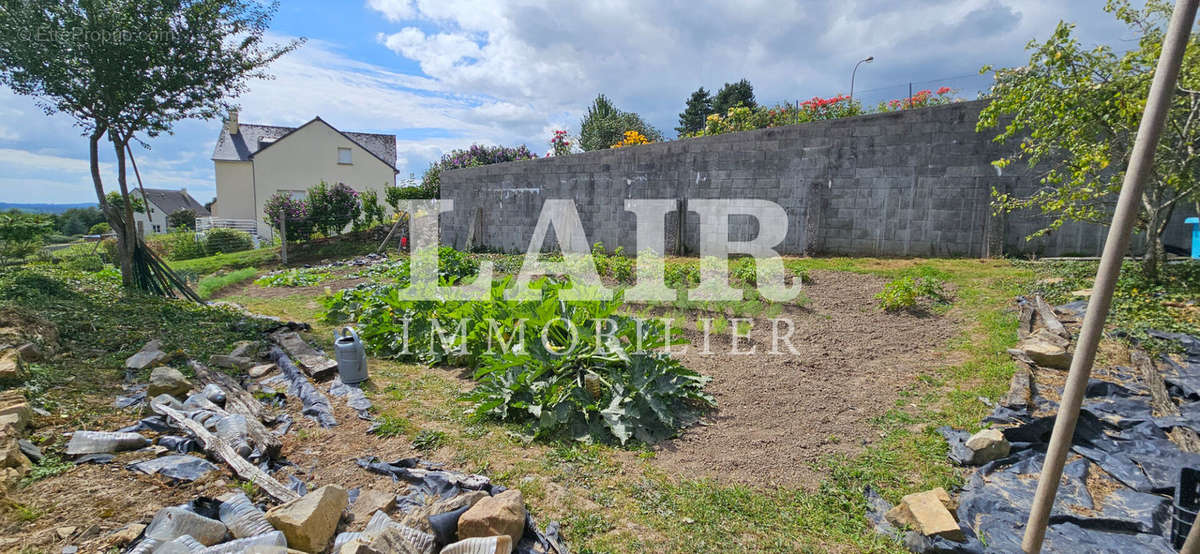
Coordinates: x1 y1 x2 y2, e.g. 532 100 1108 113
979 0 1200 280
0 0 300 291
167 209 196 231
55 206 105 236
0 212 52 264
676 87 713 136
579 94 664 151
712 79 757 116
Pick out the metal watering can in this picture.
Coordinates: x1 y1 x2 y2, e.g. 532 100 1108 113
333 327 368 384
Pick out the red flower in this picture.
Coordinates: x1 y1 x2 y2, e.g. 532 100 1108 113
937 86 952 95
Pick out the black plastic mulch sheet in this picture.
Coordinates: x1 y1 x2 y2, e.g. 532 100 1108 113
127 454 219 482
328 376 373 420
267 347 337 428
356 456 569 554
868 329 1200 553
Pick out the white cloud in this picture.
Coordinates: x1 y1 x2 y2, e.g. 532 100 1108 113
0 0 1137 204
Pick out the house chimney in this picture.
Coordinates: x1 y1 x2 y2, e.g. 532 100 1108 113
224 110 239 135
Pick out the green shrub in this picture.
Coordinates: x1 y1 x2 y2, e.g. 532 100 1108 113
307 182 360 237
204 228 253 254
876 269 948 312
322 277 714 445
147 231 207 261
88 222 110 235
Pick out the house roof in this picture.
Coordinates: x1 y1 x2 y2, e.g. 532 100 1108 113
211 117 398 172
139 188 210 217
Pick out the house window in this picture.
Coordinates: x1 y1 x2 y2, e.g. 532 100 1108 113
338 147 352 165
152 224 161 233
283 189 306 201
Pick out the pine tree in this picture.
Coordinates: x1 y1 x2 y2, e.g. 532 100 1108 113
675 87 713 136
712 79 757 116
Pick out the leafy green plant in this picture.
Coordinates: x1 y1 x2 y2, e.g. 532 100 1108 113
20 454 73 486
322 277 715 445
372 414 414 438
354 247 480 284
876 270 949 312
412 429 447 451
204 228 253 254
254 267 331 288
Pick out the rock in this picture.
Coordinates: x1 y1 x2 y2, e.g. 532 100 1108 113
362 525 425 554
15 342 43 363
65 430 150 456
885 488 964 542
106 523 146 547
0 391 31 433
0 349 26 386
56 526 77 540
271 330 338 379
441 536 513 554
210 355 254 371
350 489 396 523
229 341 260 359
457 490 526 545
248 364 277 378
964 428 1011 465
1 437 32 471
0 466 20 490
265 484 349 553
400 490 488 535
148 366 192 398
1020 339 1072 370
126 340 167 370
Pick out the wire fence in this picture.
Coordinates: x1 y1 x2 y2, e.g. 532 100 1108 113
763 71 997 114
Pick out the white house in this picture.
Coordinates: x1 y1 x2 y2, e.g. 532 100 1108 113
131 187 210 235
209 112 398 239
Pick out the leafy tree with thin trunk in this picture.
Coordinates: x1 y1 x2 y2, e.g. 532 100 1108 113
676 86 713 136
579 94 663 151
979 0 1200 280
0 0 300 290
712 79 756 116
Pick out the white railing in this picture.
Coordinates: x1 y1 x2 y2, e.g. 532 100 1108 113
197 217 258 236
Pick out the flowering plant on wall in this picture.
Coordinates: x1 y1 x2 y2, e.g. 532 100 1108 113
879 86 956 112
549 130 572 156
611 130 650 148
422 144 536 195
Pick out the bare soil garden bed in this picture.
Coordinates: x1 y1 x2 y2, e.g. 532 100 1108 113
653 270 959 488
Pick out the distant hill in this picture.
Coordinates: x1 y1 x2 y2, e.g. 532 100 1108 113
0 202 97 214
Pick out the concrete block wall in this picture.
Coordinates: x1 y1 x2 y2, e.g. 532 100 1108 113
439 100 1197 258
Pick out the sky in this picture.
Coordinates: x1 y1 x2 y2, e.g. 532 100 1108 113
0 0 1141 205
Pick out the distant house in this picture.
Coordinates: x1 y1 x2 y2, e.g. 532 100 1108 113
132 187 210 235
209 112 398 239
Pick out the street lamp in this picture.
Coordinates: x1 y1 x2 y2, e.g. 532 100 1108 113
849 56 874 103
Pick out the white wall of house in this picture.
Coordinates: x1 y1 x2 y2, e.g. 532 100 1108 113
131 191 170 235
249 120 395 239
212 160 254 220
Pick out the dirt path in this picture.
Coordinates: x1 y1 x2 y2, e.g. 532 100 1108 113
650 270 958 489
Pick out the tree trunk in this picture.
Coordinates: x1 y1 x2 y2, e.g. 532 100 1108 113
88 128 133 287
1140 185 1172 282
115 135 139 288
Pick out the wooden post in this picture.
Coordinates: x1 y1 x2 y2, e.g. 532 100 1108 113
279 217 288 266
1021 1 1199 550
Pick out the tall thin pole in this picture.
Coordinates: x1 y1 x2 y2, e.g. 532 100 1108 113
1021 1 1199 551
849 56 873 102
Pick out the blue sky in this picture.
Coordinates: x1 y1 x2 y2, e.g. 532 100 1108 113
0 1 1135 205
